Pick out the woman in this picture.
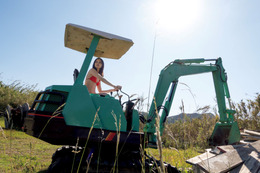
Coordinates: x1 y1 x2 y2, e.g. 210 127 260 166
85 58 122 94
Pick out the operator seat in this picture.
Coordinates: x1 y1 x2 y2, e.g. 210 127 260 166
73 69 79 82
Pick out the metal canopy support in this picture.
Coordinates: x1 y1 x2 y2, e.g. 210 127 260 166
74 35 100 85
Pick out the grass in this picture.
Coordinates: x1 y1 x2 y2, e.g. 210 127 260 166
0 116 200 172
147 147 200 172
0 117 60 172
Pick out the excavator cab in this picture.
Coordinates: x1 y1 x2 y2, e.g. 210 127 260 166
23 24 142 148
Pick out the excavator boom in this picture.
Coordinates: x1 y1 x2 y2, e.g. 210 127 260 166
144 58 240 146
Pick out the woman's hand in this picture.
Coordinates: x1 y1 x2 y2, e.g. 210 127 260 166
114 85 122 91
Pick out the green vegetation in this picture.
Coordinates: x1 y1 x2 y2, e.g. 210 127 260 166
0 78 259 172
0 80 38 114
234 93 260 130
147 147 199 172
0 117 59 172
162 114 218 149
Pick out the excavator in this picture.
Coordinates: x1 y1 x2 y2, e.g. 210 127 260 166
3 23 240 172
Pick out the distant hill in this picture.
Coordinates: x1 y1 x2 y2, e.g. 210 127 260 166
166 113 215 124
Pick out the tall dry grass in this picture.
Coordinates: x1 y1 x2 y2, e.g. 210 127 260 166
0 80 38 113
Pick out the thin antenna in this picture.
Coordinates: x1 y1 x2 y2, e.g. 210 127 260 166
147 27 158 112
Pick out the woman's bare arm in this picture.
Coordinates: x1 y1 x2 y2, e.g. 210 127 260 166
97 83 118 94
89 69 116 88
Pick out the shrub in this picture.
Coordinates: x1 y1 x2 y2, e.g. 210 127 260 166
235 93 260 130
0 80 38 113
162 113 217 150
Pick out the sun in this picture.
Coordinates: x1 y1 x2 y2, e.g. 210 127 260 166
154 0 201 34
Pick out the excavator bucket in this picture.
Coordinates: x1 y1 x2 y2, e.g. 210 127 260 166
209 121 240 146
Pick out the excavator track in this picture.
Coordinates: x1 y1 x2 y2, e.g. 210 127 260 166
47 145 179 173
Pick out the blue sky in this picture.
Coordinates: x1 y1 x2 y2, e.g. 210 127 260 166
1 0 259 115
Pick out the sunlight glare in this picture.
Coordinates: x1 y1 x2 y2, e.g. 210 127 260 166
154 0 201 34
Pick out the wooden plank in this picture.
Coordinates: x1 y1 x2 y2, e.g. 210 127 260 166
244 129 260 137
229 164 243 173
217 144 245 153
197 149 244 173
240 132 249 136
186 149 217 173
240 140 251 144
196 140 260 173
238 151 260 173
186 150 216 165
244 135 260 141
249 139 260 150
191 165 207 173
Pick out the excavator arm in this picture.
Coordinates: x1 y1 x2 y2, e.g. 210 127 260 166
144 58 240 146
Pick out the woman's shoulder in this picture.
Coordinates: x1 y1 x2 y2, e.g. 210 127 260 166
86 68 95 77
88 68 97 74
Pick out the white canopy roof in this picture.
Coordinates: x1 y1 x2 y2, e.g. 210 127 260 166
64 23 134 59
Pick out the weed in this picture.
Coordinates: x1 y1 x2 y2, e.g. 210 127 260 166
0 125 6 139
111 110 121 173
38 103 66 139
77 107 100 173
153 98 165 173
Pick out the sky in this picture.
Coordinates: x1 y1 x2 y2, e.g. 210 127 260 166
0 0 259 116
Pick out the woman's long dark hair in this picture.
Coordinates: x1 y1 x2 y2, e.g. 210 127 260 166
92 58 104 76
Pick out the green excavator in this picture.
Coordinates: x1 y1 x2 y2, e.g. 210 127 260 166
3 23 240 172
